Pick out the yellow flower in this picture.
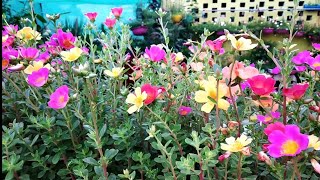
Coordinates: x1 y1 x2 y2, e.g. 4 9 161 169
221 134 252 152
60 47 83 62
227 34 257 51
194 76 230 113
104 67 124 78
16 27 42 41
308 135 320 150
24 61 51 74
125 87 147 114
175 52 184 62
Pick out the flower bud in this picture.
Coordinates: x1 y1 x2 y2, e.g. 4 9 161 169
309 106 320 113
308 114 316 121
218 151 231 162
304 99 313 104
262 144 270 152
220 127 229 135
257 151 272 165
241 147 251 156
227 121 239 130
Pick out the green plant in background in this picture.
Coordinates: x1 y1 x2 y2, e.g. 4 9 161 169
62 18 85 37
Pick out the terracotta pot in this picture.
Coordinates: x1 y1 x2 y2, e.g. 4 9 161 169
131 26 148 36
295 31 305 37
276 29 289 34
171 14 183 23
262 28 274 35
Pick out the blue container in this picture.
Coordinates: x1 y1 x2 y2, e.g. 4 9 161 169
303 4 320 11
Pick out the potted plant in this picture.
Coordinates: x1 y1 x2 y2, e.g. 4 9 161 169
170 2 184 23
274 20 290 35
128 20 148 36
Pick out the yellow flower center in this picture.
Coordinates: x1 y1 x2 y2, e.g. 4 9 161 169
112 70 120 77
231 141 244 152
135 96 144 107
265 116 272 122
313 62 320 68
208 89 218 101
36 77 45 83
281 140 299 155
235 41 244 50
58 96 65 103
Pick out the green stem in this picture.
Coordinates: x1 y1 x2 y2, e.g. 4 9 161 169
224 158 229 180
237 153 243 180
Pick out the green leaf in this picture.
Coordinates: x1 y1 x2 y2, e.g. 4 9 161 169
105 149 119 160
38 170 46 178
83 157 99 166
31 134 39 146
5 171 13 180
51 153 61 164
185 138 195 147
35 14 47 23
99 124 107 137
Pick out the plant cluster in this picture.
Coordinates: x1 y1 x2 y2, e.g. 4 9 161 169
2 1 320 180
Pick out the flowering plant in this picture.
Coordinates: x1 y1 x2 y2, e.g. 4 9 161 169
2 1 320 180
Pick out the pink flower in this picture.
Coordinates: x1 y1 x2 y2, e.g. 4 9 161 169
295 65 307 72
257 111 281 124
19 47 40 60
56 29 75 50
312 43 320 51
178 106 192 116
247 75 275 96
2 35 14 47
48 85 69 109
36 51 51 63
267 124 309 158
307 55 320 71
7 64 24 72
84 12 98 22
3 25 18 35
141 83 158 105
206 39 225 54
144 45 166 62
2 48 19 60
264 122 285 136
221 61 245 81
292 50 312 65
269 67 281 75
111 7 123 18
257 151 272 165
283 83 309 100
104 18 117 29
238 66 260 80
27 68 50 87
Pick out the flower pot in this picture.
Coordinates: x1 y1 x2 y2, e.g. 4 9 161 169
131 26 148 36
303 4 320 11
295 31 305 37
216 30 225 36
276 29 289 34
171 14 183 23
262 28 274 35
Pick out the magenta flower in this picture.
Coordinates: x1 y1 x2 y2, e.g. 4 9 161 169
48 85 69 109
267 124 309 158
206 39 225 54
19 47 40 60
104 18 117 29
240 81 250 91
294 65 307 72
27 68 50 87
307 55 320 71
178 106 192 116
283 83 309 100
2 48 19 60
312 43 320 51
144 45 166 62
84 12 98 22
111 7 123 18
292 50 312 65
36 51 51 63
269 67 281 75
264 122 285 136
3 24 18 35
257 111 281 124
247 75 276 96
56 29 75 50
2 35 14 47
